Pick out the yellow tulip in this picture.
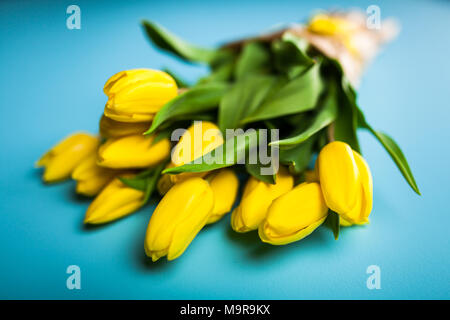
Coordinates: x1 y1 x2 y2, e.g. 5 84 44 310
259 182 329 245
99 115 150 138
144 177 214 261
36 132 98 183
169 121 224 183
231 166 294 232
317 141 373 225
103 69 178 123
206 169 239 224
97 134 170 169
84 176 144 224
72 153 117 196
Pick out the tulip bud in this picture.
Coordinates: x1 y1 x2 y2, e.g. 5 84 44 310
231 166 294 232
170 121 224 183
259 182 329 245
103 69 178 123
72 153 117 196
99 115 150 138
84 176 144 224
144 177 214 261
206 169 239 224
36 132 98 183
317 141 373 225
97 134 170 169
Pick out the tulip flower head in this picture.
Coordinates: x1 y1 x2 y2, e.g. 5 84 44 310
84 175 145 224
231 166 294 232
317 141 373 225
72 153 118 196
259 182 329 245
170 121 224 183
36 132 98 183
206 169 239 224
103 69 178 123
144 177 214 261
97 134 170 169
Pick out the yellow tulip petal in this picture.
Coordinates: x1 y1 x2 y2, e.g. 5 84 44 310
231 166 294 232
84 177 144 224
259 182 328 245
37 133 98 182
103 69 177 123
97 134 170 169
207 169 239 224
318 141 359 214
144 177 214 261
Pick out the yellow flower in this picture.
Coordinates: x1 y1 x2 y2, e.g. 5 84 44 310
71 153 118 196
317 141 373 225
97 134 170 169
36 132 98 182
144 177 214 261
231 167 294 232
99 115 150 138
170 121 224 183
259 182 328 245
206 169 239 224
84 175 144 224
103 69 178 123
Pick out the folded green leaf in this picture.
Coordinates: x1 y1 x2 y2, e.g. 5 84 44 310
142 20 225 64
145 82 229 135
325 211 340 240
119 162 166 204
218 75 278 132
272 32 314 78
279 137 315 174
341 77 420 195
334 79 360 152
241 63 323 124
199 60 235 84
163 130 259 174
271 82 338 146
245 162 276 184
235 42 272 79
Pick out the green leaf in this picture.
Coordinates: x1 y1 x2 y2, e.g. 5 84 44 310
163 130 259 174
325 211 340 240
363 125 421 195
218 75 278 132
279 137 316 174
271 82 338 146
241 63 323 124
341 76 420 195
119 162 166 204
235 42 272 79
142 21 225 64
245 162 276 184
199 60 235 84
334 80 360 152
272 32 314 78
145 82 229 135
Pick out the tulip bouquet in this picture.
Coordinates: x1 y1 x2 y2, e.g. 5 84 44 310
37 11 419 262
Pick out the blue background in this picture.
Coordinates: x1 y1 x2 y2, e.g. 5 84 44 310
0 0 448 299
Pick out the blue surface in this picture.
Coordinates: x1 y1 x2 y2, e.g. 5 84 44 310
0 0 449 299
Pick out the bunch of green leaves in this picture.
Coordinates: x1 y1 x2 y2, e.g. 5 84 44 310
141 20 419 196
135 20 423 235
